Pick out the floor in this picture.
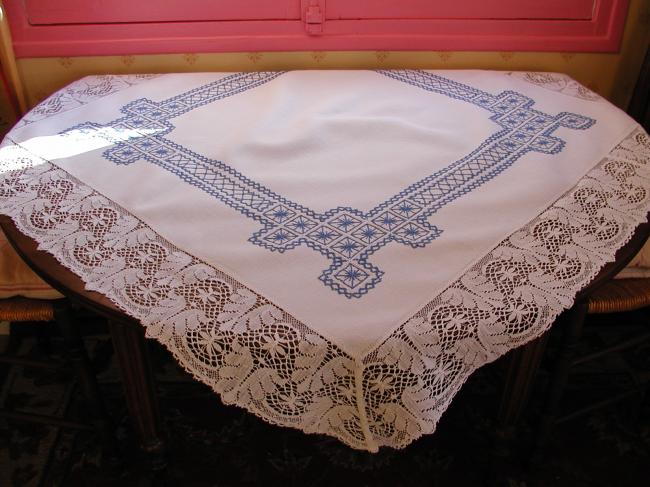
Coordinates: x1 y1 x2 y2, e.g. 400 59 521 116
1 311 649 487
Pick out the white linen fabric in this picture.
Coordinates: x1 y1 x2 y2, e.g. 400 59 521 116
0 70 648 451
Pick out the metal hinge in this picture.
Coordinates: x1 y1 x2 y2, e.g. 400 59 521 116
303 0 324 35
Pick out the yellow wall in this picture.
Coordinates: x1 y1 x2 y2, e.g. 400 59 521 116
1 0 649 132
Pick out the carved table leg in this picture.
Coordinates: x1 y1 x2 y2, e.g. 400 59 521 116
487 330 551 485
108 318 166 472
498 331 550 429
532 302 588 463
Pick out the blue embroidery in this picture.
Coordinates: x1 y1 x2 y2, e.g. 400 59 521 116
62 70 595 298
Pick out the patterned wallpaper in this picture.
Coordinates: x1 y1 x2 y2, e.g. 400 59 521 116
1 0 649 135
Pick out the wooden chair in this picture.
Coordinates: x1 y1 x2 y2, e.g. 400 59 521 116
0 230 119 461
533 278 650 459
533 40 650 460
0 298 115 437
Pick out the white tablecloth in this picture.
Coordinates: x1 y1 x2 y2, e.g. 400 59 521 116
0 70 648 451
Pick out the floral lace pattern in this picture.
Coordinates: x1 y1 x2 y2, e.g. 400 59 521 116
508 72 601 101
16 75 160 128
364 130 650 448
1 75 649 452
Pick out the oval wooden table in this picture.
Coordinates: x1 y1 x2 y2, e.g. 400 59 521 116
2 213 649 466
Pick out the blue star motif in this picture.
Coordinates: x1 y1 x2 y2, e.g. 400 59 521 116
392 201 421 217
373 212 403 231
333 237 362 258
265 205 294 223
331 214 360 231
274 209 289 219
397 223 423 240
154 147 172 157
399 203 414 214
264 228 296 246
131 117 147 127
286 216 316 233
309 226 340 244
335 264 368 288
523 123 540 134
353 224 385 243
137 140 155 150
502 140 519 150
273 231 290 243
113 146 139 164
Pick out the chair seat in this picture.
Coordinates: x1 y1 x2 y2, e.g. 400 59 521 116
0 228 63 300
587 278 650 314
0 296 56 322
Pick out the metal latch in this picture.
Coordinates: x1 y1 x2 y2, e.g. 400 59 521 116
303 0 324 35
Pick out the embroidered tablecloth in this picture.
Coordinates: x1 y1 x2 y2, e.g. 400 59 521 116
0 70 648 452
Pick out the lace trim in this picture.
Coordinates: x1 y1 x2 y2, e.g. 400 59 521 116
15 75 160 128
365 129 650 448
507 72 602 101
1 76 649 451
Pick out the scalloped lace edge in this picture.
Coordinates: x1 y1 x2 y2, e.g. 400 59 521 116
0 82 648 452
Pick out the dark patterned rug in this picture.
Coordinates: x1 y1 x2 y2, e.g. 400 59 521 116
1 311 648 487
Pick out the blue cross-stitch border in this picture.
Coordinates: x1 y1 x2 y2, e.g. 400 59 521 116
61 70 595 298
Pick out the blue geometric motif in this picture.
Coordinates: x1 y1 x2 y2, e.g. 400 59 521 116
62 70 595 299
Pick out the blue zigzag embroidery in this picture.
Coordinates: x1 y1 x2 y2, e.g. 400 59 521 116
61 70 595 299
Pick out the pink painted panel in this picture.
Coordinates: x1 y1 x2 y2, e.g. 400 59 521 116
326 0 596 20
4 0 630 57
25 0 301 25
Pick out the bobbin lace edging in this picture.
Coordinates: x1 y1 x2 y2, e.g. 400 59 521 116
0 118 648 451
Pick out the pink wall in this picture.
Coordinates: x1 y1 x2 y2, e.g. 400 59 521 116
5 0 630 58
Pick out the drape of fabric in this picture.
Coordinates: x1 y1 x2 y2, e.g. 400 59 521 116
0 71 648 451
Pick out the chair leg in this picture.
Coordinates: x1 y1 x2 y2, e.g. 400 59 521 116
36 323 53 355
53 300 120 464
108 318 167 473
531 301 588 464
